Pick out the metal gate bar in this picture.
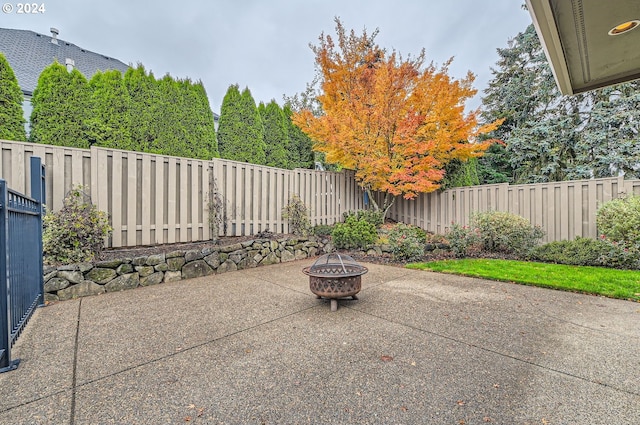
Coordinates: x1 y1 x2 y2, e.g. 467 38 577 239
0 157 45 373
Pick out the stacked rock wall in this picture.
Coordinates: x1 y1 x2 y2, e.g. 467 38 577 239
44 237 330 302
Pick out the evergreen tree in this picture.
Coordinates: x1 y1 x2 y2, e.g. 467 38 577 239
29 61 90 148
125 66 219 159
578 82 640 178
88 70 132 149
283 104 314 169
441 158 480 189
192 81 219 158
154 74 189 157
178 79 219 159
259 100 289 168
481 24 640 183
0 53 26 141
476 142 512 184
125 64 159 153
217 84 241 159
218 85 266 164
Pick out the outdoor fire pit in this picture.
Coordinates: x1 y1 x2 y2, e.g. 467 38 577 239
302 253 368 311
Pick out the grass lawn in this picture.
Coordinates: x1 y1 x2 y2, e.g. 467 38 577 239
406 259 640 302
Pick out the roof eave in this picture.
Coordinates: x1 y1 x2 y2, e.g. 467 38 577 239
526 0 575 95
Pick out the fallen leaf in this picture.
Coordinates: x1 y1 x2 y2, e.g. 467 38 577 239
457 400 465 406
197 408 205 417
184 417 192 422
541 419 549 425
458 420 466 425
411 361 416 366
380 355 394 362
400 406 408 412
483 417 493 422
493 384 500 389
187 404 195 409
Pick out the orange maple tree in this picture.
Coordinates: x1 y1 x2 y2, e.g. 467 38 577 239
293 19 503 212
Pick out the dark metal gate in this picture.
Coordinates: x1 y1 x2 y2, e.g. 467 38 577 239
0 157 45 373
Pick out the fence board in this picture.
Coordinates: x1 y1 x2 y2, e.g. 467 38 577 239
141 155 152 245
166 157 177 243
126 153 137 246
154 156 165 244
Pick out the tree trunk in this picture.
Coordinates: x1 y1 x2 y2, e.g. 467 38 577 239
365 188 394 218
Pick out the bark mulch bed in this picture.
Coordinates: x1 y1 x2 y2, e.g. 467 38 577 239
98 232 520 266
98 232 283 262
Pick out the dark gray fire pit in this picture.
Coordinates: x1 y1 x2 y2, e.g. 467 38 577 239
302 253 368 311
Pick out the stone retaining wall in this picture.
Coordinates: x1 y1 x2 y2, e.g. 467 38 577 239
44 237 331 302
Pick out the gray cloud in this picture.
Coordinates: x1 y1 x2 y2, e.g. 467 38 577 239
1 0 532 111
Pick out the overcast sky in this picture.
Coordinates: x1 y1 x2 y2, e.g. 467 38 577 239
2 1 533 112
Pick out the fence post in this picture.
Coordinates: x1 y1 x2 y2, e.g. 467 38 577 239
30 157 45 307
0 179 19 372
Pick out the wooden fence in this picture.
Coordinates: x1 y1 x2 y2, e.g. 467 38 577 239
381 177 640 243
0 140 364 248
3 139 639 247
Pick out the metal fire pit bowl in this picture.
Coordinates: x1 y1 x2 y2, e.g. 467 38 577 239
302 253 368 311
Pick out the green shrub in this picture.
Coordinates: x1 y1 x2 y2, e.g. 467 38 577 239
342 209 384 228
532 237 606 265
312 224 334 237
426 233 448 245
532 237 640 269
596 195 640 245
282 195 311 236
471 211 544 256
387 223 426 261
43 186 112 264
331 215 377 250
446 223 481 258
596 237 640 269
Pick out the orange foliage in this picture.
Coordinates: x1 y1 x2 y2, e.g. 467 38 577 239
293 19 503 200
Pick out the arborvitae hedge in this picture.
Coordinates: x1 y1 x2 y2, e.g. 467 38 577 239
259 100 289 168
27 61 222 161
123 66 218 159
218 85 266 164
154 74 189 156
283 104 314 169
124 65 158 153
178 79 218 159
29 62 90 148
0 53 26 141
88 70 132 150
191 81 219 159
217 84 241 159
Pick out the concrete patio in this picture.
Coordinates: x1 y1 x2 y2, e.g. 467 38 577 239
1 260 638 424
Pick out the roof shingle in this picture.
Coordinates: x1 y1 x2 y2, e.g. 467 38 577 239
0 27 130 95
